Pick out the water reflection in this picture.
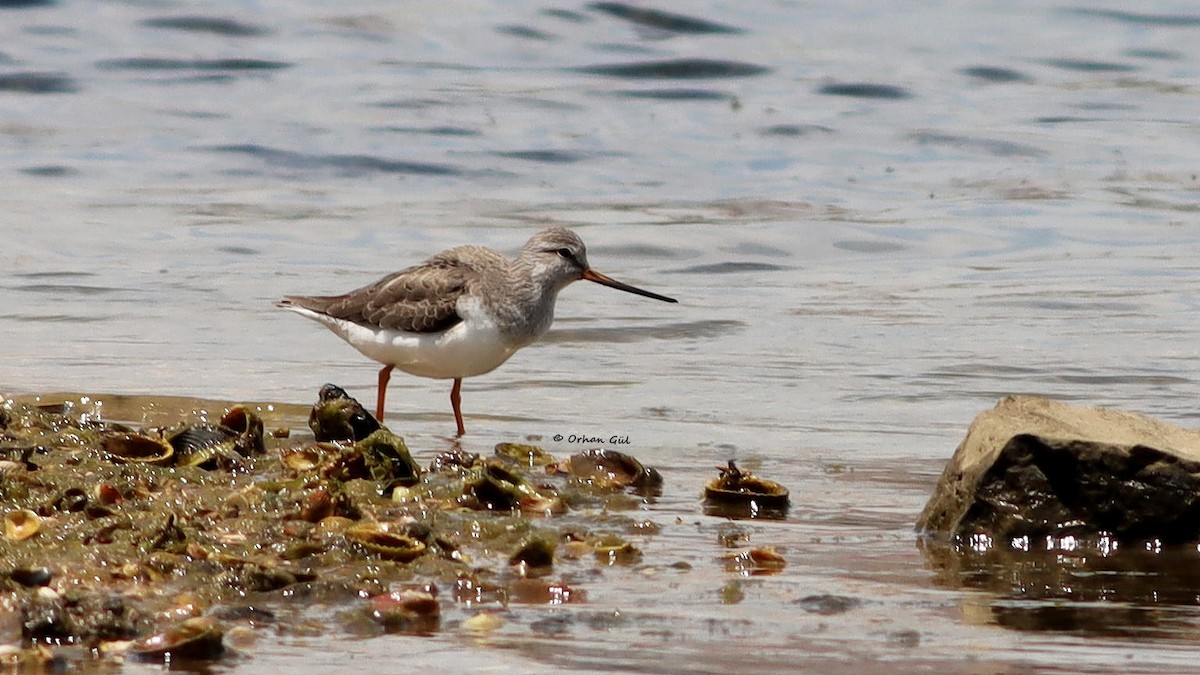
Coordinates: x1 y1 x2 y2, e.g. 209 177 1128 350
921 537 1200 635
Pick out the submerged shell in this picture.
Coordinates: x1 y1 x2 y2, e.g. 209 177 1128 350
368 587 440 633
722 546 788 574
428 448 481 475
507 577 583 605
128 617 225 662
4 509 41 541
101 433 174 466
344 525 427 562
508 536 556 571
298 489 334 523
280 445 327 472
590 534 642 565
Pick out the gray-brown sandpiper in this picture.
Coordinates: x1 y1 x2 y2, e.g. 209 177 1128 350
277 226 677 436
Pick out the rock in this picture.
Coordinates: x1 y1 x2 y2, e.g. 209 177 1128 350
916 395 1200 544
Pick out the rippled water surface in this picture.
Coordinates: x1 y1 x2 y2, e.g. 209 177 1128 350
5 0 1200 671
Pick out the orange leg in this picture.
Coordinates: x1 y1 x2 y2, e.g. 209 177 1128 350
450 377 465 437
376 365 393 421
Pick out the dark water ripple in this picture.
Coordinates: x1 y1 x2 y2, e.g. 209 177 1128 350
13 271 95 279
833 240 906 254
377 125 482 137
1036 116 1099 124
616 88 729 100
216 245 260 256
492 150 605 164
20 165 77 177
758 124 835 137
816 82 912 99
1039 58 1138 73
0 72 77 93
574 58 769 79
1056 373 1192 386
959 66 1035 84
375 98 457 111
496 24 556 40
541 8 587 22
794 594 863 615
1125 48 1183 60
141 16 268 37
0 0 53 7
13 284 130 296
96 57 290 72
908 132 1047 158
587 2 743 34
0 313 105 323
1064 8 1200 27
207 144 462 177
670 262 790 274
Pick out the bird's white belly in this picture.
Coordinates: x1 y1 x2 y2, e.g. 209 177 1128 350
286 306 520 379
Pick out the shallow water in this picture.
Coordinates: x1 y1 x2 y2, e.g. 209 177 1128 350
5 0 1200 671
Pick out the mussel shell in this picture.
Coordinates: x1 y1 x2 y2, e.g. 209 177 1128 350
47 487 88 513
129 617 225 662
280 445 327 472
168 424 236 468
4 510 41 541
494 442 556 467
308 384 380 443
344 526 427 562
94 483 123 505
7 566 52 587
355 429 421 487
219 405 265 456
561 448 663 492
462 462 525 511
101 433 174 466
702 461 790 519
703 477 790 506
462 462 565 515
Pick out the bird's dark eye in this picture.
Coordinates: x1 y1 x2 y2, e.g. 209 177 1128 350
555 247 574 259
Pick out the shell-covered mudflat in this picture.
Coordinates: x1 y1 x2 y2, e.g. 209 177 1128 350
0 387 790 668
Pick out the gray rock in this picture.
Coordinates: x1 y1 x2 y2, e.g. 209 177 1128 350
916 395 1200 543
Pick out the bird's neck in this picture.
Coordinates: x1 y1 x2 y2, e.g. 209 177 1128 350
490 259 562 343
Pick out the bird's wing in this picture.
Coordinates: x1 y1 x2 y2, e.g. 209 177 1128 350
283 254 475 333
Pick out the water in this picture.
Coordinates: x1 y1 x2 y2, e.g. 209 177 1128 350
4 0 1200 671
